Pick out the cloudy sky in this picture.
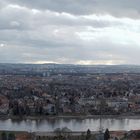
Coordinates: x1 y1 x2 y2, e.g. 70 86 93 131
0 0 140 65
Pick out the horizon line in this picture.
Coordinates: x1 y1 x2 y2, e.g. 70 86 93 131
0 62 140 66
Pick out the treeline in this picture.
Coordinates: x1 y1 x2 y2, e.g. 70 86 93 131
0 132 15 140
36 129 112 140
9 100 56 116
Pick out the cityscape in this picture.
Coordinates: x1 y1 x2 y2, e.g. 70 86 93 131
1 64 140 117
1 0 140 140
0 64 140 139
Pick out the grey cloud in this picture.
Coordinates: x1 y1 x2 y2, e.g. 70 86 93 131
0 34 139 64
0 5 111 31
0 5 32 30
0 2 131 32
0 0 140 65
4 0 140 18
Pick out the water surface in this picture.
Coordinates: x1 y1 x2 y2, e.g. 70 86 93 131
0 118 140 132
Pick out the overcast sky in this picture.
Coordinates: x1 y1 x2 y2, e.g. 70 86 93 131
0 0 140 65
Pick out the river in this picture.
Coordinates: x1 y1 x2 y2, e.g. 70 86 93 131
0 118 140 132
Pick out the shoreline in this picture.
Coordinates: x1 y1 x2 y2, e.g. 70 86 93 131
1 114 140 120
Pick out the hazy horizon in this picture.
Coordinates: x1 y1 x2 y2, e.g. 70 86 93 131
1 62 140 67
0 0 140 65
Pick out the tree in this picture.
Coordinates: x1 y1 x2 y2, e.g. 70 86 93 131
114 137 119 140
8 133 15 140
104 129 110 140
1 132 7 140
86 129 91 140
39 106 43 115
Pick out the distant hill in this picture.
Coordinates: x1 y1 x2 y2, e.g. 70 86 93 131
0 63 140 75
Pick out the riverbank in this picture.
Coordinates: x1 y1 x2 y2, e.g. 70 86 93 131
1 130 139 140
1 114 140 120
